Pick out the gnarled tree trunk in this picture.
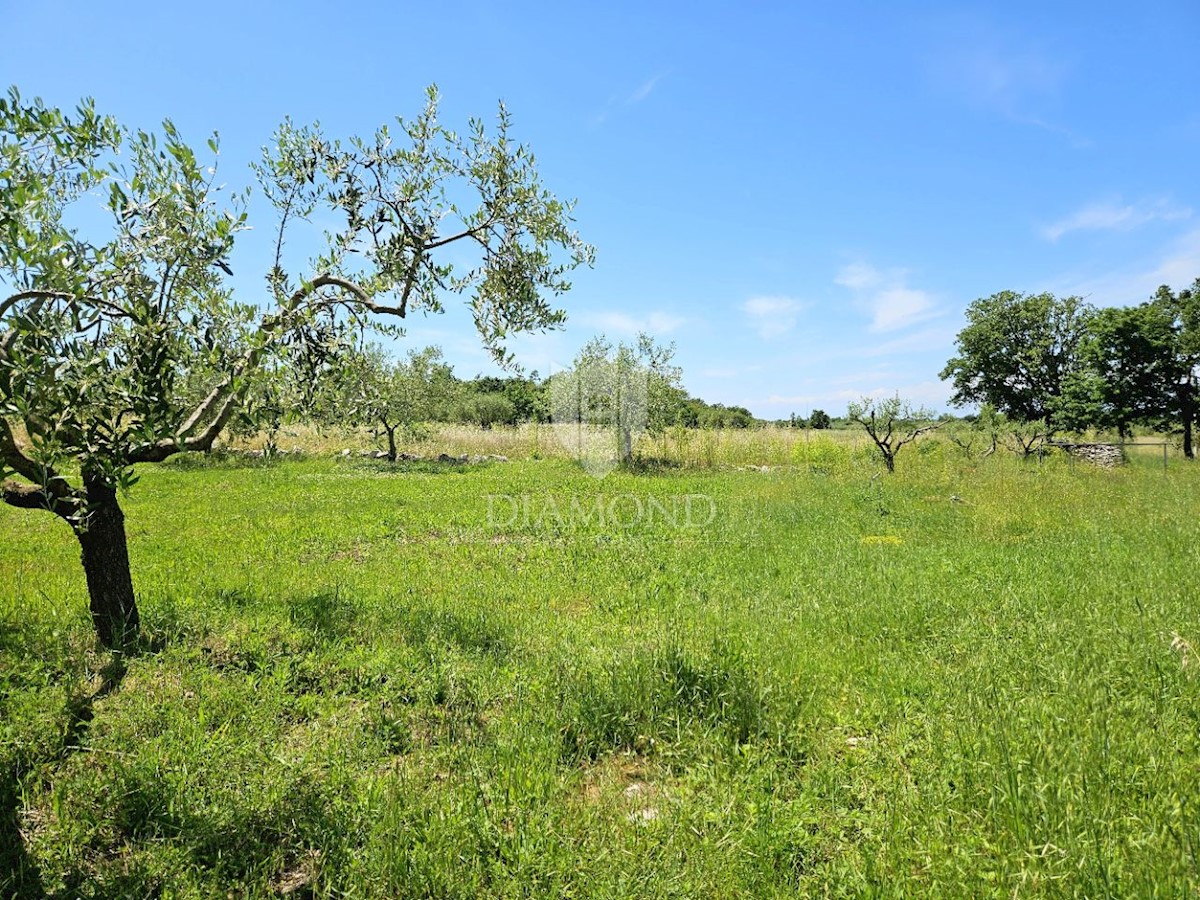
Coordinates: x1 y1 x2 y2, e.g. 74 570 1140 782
75 472 139 648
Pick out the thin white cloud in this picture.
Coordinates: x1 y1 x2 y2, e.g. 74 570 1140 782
1048 227 1200 307
742 295 807 339
926 18 1088 146
1041 198 1191 241
834 262 939 333
589 72 668 126
627 76 662 105
581 310 685 336
832 262 881 291
957 49 1065 114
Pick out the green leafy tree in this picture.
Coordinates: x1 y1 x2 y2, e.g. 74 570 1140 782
341 345 458 461
808 409 831 430
464 374 547 423
0 87 592 646
847 395 941 473
1153 281 1200 458
457 392 517 429
941 291 1093 430
1075 300 1180 438
550 333 683 465
1063 281 1199 455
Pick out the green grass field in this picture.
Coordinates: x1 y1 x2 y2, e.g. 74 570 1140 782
2 446 1199 897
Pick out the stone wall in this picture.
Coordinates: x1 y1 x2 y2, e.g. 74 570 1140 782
1050 442 1125 468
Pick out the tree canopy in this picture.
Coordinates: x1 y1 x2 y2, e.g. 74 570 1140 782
0 86 592 645
941 282 1199 457
940 290 1093 427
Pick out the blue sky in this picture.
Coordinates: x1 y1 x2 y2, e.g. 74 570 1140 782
3 0 1198 417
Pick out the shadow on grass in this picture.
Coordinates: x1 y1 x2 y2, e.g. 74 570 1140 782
559 639 770 762
623 456 685 476
0 763 45 899
346 457 493 476
289 588 359 640
1 654 129 900
160 450 295 471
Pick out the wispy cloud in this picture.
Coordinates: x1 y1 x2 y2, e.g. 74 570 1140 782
742 295 807 339
590 72 668 126
580 309 685 336
926 18 1088 146
1047 227 1200 307
1041 197 1191 241
832 262 880 291
626 75 662 105
834 262 939 333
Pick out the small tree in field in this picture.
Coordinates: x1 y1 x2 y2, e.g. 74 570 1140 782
847 395 941 473
945 404 1002 460
457 392 516 429
808 409 831 430
0 87 592 647
340 345 457 461
550 333 682 466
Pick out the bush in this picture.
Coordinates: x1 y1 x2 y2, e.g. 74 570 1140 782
791 436 854 473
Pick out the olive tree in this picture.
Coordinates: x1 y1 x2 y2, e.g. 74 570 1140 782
550 333 683 467
0 86 592 647
847 395 942 473
340 345 458 461
945 404 1002 460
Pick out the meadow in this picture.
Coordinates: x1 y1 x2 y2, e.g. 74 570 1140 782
2 432 1199 897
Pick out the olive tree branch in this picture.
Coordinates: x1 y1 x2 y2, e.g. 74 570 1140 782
128 272 397 462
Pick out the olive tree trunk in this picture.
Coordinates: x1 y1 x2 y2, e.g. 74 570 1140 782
75 473 139 648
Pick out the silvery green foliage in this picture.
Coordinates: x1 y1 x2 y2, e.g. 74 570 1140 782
549 333 681 478
1 85 592 512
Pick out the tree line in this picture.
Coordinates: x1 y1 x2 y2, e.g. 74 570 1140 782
269 333 764 463
941 283 1200 457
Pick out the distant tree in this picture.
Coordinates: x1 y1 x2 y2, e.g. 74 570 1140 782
1067 301 1169 437
847 395 942 473
1004 418 1056 458
1174 280 1200 458
340 346 457 461
0 87 591 647
550 333 683 465
694 403 752 429
461 375 547 424
809 409 831 430
456 392 517 429
941 291 1093 430
1059 281 1199 455
945 404 1002 459
502 375 549 423
222 315 355 455
1150 281 1200 458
